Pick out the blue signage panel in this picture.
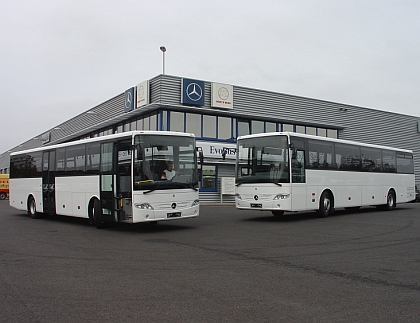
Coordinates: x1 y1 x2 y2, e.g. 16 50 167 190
124 87 135 112
181 78 205 106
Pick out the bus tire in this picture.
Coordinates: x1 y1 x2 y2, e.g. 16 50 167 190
271 210 285 217
92 198 105 229
384 190 396 211
318 191 333 218
88 199 95 225
0 192 6 200
28 196 41 219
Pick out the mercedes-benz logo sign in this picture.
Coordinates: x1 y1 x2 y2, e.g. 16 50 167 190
171 203 177 209
186 83 203 101
254 195 259 201
125 92 132 108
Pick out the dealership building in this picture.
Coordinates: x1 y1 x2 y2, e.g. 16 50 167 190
0 74 419 203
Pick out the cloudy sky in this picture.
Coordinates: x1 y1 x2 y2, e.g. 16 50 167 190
1 0 419 154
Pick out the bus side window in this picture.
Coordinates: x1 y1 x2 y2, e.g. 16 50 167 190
292 150 306 183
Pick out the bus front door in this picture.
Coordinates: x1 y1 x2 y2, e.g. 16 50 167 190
116 140 133 221
100 142 116 223
42 151 56 215
99 141 132 224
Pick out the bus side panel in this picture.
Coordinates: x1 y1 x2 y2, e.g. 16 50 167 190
361 184 384 206
132 190 199 223
55 176 99 218
333 182 362 208
9 178 42 212
390 173 416 203
307 171 415 209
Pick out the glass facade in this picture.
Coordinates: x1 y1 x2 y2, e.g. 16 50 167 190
89 110 339 143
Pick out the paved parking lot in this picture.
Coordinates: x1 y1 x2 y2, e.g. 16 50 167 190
1 200 420 322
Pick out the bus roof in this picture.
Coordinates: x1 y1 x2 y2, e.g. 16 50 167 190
10 130 196 156
237 132 414 154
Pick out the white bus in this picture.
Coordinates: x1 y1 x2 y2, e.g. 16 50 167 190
235 132 416 217
9 131 200 228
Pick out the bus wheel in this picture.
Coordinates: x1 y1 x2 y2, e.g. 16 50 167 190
88 200 95 225
28 196 41 219
92 199 105 229
271 210 285 217
0 192 6 200
384 190 396 211
318 191 333 218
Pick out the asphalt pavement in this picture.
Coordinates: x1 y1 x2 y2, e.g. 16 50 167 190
1 200 420 322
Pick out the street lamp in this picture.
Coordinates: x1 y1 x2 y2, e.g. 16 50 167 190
160 46 166 74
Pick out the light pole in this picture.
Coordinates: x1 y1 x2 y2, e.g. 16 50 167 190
160 46 166 74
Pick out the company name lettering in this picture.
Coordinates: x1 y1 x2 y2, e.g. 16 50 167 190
215 100 232 105
209 146 236 156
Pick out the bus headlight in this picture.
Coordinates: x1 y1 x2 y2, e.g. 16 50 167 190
134 203 154 210
273 193 290 200
191 199 200 207
235 193 242 200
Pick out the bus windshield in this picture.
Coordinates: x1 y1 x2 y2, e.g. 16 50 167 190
133 134 198 191
237 135 290 185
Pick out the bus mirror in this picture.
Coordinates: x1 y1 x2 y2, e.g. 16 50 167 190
136 145 143 160
289 143 297 158
196 147 204 164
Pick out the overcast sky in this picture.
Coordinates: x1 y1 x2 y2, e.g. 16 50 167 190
1 0 419 154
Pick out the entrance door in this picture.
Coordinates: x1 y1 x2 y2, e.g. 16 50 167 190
116 140 133 221
291 149 307 211
99 140 133 223
100 142 116 222
42 151 56 214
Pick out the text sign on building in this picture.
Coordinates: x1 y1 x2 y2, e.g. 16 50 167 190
211 83 233 109
136 80 150 108
181 78 205 106
124 87 135 113
199 141 236 160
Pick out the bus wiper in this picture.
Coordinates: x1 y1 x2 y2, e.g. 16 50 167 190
179 183 199 191
274 182 282 187
143 189 156 194
190 184 199 191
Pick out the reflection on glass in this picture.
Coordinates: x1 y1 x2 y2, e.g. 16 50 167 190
133 134 198 191
251 120 264 134
236 135 290 184
266 122 276 133
283 124 293 132
218 116 231 140
203 115 216 138
186 113 201 137
170 111 184 132
238 120 250 136
296 125 305 134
